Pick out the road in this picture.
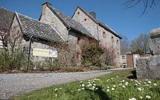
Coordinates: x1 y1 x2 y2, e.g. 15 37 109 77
0 70 111 99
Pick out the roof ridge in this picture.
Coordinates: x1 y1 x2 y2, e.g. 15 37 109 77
17 13 52 26
45 4 95 39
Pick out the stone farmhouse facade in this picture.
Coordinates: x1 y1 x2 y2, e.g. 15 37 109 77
72 7 122 66
0 2 121 67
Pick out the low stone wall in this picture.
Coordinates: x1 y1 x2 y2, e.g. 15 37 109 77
136 56 160 79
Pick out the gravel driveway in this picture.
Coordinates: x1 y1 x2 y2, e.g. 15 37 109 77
0 70 110 99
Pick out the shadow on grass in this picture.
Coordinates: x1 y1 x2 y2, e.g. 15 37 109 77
127 70 137 79
150 86 160 93
86 86 111 100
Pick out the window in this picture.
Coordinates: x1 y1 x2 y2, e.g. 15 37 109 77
77 11 80 15
103 31 106 38
122 55 126 59
84 18 87 21
77 37 80 44
117 40 119 44
111 36 114 42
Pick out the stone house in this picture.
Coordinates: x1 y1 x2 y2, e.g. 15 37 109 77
0 2 122 67
39 2 97 65
72 7 122 67
0 8 64 65
0 4 97 66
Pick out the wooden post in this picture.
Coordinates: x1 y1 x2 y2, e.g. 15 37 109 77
27 35 33 71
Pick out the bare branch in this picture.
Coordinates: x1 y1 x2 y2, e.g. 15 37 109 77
125 0 159 15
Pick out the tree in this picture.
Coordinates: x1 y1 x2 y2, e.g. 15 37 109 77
130 33 150 55
125 0 159 14
120 36 130 55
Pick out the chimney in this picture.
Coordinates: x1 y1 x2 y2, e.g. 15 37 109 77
89 11 96 19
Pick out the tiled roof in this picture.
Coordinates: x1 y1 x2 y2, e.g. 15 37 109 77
0 8 14 32
77 7 122 39
17 14 64 42
46 5 94 39
150 28 160 38
0 8 63 43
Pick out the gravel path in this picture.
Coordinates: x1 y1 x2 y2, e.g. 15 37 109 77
0 70 110 99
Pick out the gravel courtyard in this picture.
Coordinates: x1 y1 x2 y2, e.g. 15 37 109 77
0 70 110 99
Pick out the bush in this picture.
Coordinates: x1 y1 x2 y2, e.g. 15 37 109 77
34 59 61 71
100 48 116 66
82 44 104 67
0 49 28 72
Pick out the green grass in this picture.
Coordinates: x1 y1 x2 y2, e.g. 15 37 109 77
14 70 160 100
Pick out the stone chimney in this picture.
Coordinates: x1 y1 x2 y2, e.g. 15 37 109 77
89 11 96 19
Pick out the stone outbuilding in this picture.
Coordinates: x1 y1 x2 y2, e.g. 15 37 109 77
0 8 64 66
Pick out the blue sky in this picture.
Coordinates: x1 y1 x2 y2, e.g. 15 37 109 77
0 0 160 41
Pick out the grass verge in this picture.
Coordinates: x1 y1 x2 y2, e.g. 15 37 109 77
14 70 160 100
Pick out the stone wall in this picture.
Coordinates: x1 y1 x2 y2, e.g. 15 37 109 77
98 26 121 67
72 8 121 67
72 8 98 40
68 31 97 66
40 4 68 41
149 38 160 55
136 56 160 79
8 16 24 51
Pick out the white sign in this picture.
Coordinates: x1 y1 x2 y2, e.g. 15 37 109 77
33 48 58 58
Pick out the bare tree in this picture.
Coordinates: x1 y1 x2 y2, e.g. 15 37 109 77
125 0 159 14
130 33 149 55
120 36 130 55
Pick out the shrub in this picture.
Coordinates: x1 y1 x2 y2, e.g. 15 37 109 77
0 50 11 72
82 44 104 67
100 48 116 66
0 49 28 72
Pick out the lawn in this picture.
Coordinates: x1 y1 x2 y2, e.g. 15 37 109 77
14 70 160 100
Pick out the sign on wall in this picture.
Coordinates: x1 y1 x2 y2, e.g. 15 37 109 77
33 48 58 58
